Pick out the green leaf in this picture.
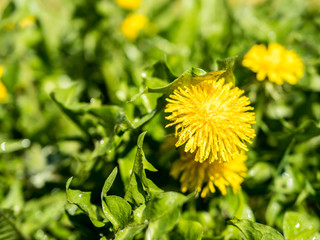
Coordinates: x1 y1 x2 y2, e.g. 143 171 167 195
147 68 225 95
217 56 237 85
118 148 137 188
130 68 226 98
66 177 104 228
145 207 180 240
89 105 134 134
115 224 146 240
145 60 177 83
50 90 90 138
131 96 167 129
0 209 24 240
247 162 275 184
229 218 284 240
283 211 320 240
102 196 132 231
173 219 203 240
101 167 118 199
218 190 255 221
124 132 162 206
143 192 192 240
114 205 148 240
143 192 188 220
265 197 283 227
100 164 132 231
124 132 149 205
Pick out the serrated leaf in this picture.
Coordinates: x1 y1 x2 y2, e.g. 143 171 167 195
147 69 226 95
145 179 163 195
101 167 118 199
217 56 237 85
124 132 149 206
0 209 24 240
102 196 132 231
66 177 104 228
124 132 162 206
229 218 284 240
283 211 320 240
130 68 226 99
114 205 148 240
174 219 203 240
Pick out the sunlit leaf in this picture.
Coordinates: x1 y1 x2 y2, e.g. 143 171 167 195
173 219 203 240
124 132 162 206
283 211 320 240
102 196 131 231
66 177 105 228
229 218 284 240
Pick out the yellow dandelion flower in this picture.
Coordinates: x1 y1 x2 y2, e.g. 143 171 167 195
19 16 36 29
115 0 141 10
0 65 4 78
0 65 8 104
0 81 8 104
121 13 148 40
171 151 248 198
243 43 304 85
165 78 255 163
227 0 267 6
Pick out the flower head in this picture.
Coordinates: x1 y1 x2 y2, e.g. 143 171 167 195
19 16 36 29
171 151 248 197
165 78 255 163
242 43 304 85
121 13 148 40
115 0 141 10
0 66 8 104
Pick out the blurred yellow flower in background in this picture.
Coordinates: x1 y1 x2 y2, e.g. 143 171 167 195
115 0 141 10
165 78 255 163
19 16 36 29
171 151 248 198
243 43 304 85
0 65 8 104
121 13 148 40
227 0 267 6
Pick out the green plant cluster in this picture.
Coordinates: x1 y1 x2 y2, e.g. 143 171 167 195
0 0 320 239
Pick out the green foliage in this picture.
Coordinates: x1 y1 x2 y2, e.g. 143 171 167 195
64 132 193 239
0 0 320 239
173 219 203 240
0 209 24 240
229 218 284 240
283 211 320 240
